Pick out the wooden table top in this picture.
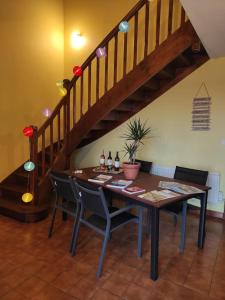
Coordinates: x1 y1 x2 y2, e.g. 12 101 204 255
68 167 210 208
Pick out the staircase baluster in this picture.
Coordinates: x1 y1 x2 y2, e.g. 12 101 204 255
105 43 108 93
57 112 61 150
168 0 174 35
41 132 45 176
80 75 83 117
123 32 128 77
66 93 70 134
144 1 149 58
88 64 91 108
156 0 161 47
181 6 186 25
133 13 138 67
29 126 38 205
50 121 53 166
63 104 66 141
96 57 100 101
73 83 76 124
114 34 118 85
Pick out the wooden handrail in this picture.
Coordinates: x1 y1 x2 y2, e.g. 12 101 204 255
29 0 188 205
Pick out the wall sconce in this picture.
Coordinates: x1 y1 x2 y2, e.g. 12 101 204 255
71 31 86 49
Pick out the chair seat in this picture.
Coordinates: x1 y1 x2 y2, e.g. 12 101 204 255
84 210 137 232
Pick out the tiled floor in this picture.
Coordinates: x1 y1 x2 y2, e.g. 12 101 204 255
0 212 225 300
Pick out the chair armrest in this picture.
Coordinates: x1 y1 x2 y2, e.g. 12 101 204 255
109 205 136 218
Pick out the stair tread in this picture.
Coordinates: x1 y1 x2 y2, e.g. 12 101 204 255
0 195 49 222
1 182 27 193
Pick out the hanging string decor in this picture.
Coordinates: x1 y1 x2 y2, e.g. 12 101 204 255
22 193 33 203
73 66 83 77
119 21 129 32
56 80 64 87
192 82 211 131
96 47 106 58
22 127 35 203
59 87 67 96
23 126 34 137
24 161 35 172
56 80 67 97
42 108 52 118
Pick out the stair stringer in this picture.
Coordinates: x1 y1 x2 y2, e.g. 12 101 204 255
67 21 198 156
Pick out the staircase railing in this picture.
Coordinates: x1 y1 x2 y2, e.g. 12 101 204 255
29 0 187 205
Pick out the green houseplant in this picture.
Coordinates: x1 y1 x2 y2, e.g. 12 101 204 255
122 118 151 179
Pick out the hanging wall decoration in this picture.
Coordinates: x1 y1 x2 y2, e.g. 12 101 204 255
22 126 35 203
192 82 211 131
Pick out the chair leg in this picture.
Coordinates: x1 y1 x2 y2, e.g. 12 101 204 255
62 211 68 221
70 217 79 253
179 200 188 252
137 207 143 257
48 207 57 238
146 208 151 238
96 229 110 278
71 218 81 256
173 214 178 226
70 204 81 254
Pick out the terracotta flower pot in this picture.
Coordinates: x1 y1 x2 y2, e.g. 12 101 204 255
122 162 141 180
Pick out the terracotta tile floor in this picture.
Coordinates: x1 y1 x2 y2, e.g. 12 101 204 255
0 212 225 300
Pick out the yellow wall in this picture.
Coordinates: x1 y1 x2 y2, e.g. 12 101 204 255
0 0 64 180
73 57 225 196
64 0 138 78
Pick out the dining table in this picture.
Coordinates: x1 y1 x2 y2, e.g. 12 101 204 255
69 167 210 281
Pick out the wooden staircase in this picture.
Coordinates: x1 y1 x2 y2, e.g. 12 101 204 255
0 0 209 222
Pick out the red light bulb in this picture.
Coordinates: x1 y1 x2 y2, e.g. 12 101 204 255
73 66 82 77
23 126 34 137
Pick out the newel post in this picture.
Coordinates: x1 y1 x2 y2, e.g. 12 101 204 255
29 126 39 206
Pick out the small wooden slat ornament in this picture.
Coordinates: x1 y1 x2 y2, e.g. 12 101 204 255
192 83 211 131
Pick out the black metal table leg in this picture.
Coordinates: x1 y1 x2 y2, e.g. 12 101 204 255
150 206 159 281
198 191 208 248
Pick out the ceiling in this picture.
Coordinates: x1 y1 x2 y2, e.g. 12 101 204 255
180 0 225 58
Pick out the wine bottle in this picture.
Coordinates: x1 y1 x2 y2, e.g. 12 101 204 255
99 150 105 169
107 151 113 171
114 151 120 171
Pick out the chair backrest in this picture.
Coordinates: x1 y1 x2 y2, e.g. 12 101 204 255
174 166 208 186
74 179 109 219
49 171 79 203
136 159 152 173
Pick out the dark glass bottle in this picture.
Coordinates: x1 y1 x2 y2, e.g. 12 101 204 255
114 151 120 171
107 151 113 171
99 150 105 169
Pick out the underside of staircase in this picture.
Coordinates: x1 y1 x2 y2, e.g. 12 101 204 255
0 0 209 222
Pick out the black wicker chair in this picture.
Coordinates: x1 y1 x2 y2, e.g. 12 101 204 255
48 171 79 253
163 166 208 251
71 179 144 278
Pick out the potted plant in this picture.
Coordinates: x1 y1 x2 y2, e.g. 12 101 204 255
121 118 151 180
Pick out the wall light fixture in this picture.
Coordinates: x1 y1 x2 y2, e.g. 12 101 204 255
71 31 86 49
